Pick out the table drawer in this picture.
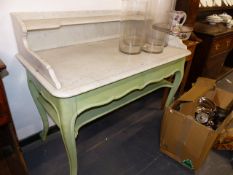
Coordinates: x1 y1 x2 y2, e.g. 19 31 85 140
210 36 233 56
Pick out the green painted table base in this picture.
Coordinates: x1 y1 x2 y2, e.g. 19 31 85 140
27 58 185 175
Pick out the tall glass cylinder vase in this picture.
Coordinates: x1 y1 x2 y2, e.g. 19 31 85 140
143 0 176 53
119 0 148 54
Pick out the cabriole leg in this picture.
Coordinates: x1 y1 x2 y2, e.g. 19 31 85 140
60 115 78 175
28 80 49 141
58 99 79 175
165 70 183 107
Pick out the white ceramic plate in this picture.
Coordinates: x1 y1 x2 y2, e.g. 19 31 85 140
227 0 232 5
207 14 221 20
206 0 213 6
200 0 207 7
214 0 222 6
223 0 229 6
207 18 223 21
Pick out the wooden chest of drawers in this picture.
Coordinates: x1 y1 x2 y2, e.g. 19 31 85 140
204 34 233 77
209 36 233 56
188 22 233 85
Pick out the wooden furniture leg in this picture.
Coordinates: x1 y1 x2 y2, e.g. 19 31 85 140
161 39 200 109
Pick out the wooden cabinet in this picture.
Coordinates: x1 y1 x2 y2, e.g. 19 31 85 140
189 22 233 82
209 36 233 56
0 59 28 175
225 49 233 67
176 0 233 88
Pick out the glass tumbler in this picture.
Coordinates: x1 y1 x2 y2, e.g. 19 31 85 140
119 0 148 54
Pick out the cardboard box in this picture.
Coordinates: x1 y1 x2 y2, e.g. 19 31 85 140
214 69 233 150
160 77 233 170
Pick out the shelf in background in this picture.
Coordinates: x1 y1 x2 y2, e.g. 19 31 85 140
199 6 233 12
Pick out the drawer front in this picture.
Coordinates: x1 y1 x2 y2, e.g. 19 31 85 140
210 36 233 56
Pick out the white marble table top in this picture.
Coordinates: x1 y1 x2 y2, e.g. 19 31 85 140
18 38 190 98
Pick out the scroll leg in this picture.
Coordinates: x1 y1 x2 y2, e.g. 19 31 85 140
165 70 183 107
28 80 49 141
60 117 78 175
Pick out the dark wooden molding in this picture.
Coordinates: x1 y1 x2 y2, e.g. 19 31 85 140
175 0 200 27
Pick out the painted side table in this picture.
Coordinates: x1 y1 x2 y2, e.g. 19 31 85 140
11 11 190 175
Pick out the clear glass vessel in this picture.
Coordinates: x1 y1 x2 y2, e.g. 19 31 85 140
143 0 176 53
119 0 148 54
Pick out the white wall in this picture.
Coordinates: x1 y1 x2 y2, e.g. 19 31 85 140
0 0 121 140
